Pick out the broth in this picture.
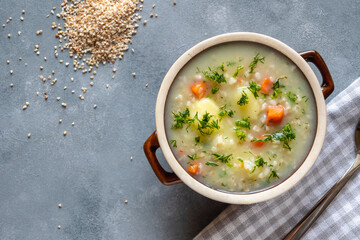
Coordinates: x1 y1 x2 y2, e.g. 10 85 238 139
165 42 316 192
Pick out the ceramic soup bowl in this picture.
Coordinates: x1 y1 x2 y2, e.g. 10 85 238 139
144 32 334 204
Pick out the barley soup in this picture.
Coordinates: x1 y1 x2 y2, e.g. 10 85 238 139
165 42 316 192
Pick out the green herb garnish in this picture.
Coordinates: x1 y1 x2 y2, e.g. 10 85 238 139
211 87 219 94
226 61 236 66
235 128 246 141
194 112 220 136
237 91 249 106
272 76 287 90
272 80 280 90
171 108 194 129
237 158 244 163
251 123 296 150
200 64 227 94
219 105 234 118
187 154 198 161
219 62 225 72
255 157 267 167
170 140 177 148
235 117 251 129
267 170 280 182
195 136 200 145
249 53 265 73
248 80 261 99
271 89 282 99
205 161 219 167
271 76 286 99
202 67 227 84
302 95 309 102
233 65 244 78
251 157 267 173
244 151 256 157
212 153 232 163
287 91 298 102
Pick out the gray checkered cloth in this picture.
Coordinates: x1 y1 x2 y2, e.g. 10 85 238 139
195 78 360 240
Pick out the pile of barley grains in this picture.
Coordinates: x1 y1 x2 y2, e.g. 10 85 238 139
57 0 140 67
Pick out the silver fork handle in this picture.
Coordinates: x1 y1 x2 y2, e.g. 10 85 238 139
283 158 360 240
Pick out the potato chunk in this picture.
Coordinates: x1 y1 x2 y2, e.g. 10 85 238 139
190 98 222 131
190 98 219 119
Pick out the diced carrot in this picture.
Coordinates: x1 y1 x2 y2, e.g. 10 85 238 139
188 163 199 174
252 135 265 148
238 78 243 83
267 105 284 125
190 81 207 99
241 161 244 168
261 77 272 94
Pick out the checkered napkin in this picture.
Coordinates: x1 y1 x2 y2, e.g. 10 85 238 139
195 78 360 240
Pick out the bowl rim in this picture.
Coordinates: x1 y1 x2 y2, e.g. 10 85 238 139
155 32 326 204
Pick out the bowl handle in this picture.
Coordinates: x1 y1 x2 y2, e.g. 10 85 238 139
143 131 182 185
298 50 334 99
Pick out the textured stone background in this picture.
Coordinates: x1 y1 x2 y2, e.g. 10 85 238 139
0 0 359 239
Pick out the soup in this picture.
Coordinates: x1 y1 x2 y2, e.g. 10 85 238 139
165 42 316 192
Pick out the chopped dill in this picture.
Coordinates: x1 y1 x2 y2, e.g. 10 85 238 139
249 53 265 73
237 91 249 106
248 80 261 99
235 117 251 129
233 65 244 78
169 139 177 148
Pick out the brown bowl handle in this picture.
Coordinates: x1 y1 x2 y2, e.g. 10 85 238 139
143 131 182 185
298 50 334 99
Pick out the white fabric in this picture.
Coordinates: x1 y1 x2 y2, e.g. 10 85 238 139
195 78 360 240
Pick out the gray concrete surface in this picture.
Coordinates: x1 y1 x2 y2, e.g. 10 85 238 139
0 0 359 239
